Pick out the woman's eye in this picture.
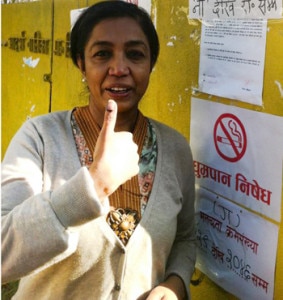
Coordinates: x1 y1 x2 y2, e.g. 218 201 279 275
93 50 111 58
127 50 145 60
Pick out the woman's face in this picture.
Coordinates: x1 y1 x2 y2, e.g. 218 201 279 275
78 17 151 116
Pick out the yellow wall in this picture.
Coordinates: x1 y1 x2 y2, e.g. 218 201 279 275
1 0 283 299
1 1 52 155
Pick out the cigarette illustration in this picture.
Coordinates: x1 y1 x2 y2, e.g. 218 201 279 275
216 120 243 149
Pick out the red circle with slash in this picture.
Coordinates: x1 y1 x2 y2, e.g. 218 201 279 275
213 113 247 162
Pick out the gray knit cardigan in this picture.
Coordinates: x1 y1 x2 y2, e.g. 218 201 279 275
2 110 196 299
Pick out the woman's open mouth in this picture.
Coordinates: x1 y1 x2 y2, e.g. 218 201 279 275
106 86 131 97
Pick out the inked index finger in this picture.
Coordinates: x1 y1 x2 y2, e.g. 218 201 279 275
101 99 117 137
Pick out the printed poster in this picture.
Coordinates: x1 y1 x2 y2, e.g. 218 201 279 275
198 19 267 105
195 187 279 300
189 0 282 19
190 97 283 222
70 0 151 28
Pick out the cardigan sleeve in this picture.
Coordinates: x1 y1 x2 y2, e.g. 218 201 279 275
164 133 196 299
1 119 109 283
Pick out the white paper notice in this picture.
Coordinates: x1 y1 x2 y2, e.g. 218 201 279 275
198 19 267 105
190 98 283 222
70 8 87 29
195 187 278 300
70 1 151 29
189 0 282 19
123 0 151 14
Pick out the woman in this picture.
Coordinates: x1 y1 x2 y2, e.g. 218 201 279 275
1 1 196 299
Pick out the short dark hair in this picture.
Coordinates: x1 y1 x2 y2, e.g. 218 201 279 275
70 0 160 70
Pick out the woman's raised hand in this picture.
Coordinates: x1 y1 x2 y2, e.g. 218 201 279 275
89 100 140 200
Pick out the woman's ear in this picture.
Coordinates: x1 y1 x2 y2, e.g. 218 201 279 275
77 55 85 75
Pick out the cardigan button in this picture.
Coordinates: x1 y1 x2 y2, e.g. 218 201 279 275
115 283 121 291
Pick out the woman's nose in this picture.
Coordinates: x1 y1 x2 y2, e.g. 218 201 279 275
108 54 130 77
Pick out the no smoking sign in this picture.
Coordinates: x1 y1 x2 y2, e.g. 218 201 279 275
213 113 247 163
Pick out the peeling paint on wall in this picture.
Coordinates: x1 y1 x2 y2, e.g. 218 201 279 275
167 101 176 112
23 56 40 68
30 104 36 112
26 102 36 120
167 35 177 46
189 28 201 45
275 80 283 98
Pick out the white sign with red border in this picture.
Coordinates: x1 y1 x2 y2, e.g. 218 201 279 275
190 97 283 222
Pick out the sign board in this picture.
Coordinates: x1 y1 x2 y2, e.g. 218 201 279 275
195 187 279 299
198 19 267 105
189 0 282 19
190 98 283 221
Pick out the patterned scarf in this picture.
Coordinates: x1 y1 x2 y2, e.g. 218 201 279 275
73 105 148 216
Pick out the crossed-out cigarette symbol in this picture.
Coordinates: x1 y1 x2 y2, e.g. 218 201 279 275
216 120 243 149
214 113 247 162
